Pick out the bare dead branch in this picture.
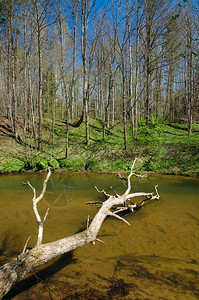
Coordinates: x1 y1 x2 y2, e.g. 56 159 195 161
91 237 104 246
128 205 137 212
136 185 160 207
87 215 90 229
110 186 119 197
127 192 153 199
94 185 111 197
35 168 51 204
0 161 160 299
27 169 51 247
109 212 131 226
96 238 104 243
115 207 129 214
125 158 138 194
43 208 49 224
131 173 147 179
85 201 103 205
22 236 31 254
27 181 36 200
117 172 127 181
154 185 160 199
117 159 146 190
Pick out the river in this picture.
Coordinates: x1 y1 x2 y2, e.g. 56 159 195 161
0 172 199 299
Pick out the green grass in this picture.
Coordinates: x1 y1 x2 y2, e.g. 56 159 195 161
0 117 199 176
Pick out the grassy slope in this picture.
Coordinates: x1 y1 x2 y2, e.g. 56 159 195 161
0 118 199 176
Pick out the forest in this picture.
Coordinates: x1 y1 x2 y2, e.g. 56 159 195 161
1 1 199 299
0 0 199 175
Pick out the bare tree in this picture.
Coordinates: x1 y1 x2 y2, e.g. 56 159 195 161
6 0 19 139
183 10 194 135
140 0 173 125
58 0 70 157
71 0 78 119
33 0 55 151
133 0 141 138
80 0 90 146
144 0 153 126
35 0 43 151
111 0 129 150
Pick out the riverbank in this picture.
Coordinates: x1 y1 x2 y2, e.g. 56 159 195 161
0 117 199 176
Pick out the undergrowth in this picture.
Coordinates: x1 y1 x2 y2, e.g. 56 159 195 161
0 117 199 176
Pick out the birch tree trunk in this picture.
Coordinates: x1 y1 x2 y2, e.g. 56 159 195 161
81 0 89 146
71 0 78 119
23 15 28 133
186 38 193 136
8 0 18 139
58 0 70 158
145 0 152 127
36 0 43 152
126 0 134 138
122 70 127 151
134 0 140 139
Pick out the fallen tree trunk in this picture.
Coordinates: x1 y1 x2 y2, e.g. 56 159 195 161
0 158 159 299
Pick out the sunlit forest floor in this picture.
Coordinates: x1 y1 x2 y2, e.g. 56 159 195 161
1 117 199 176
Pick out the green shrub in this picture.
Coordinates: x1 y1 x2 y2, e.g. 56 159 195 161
1 159 25 173
59 157 84 171
86 158 101 171
47 157 60 170
32 156 48 171
31 156 60 171
114 160 132 171
137 117 164 157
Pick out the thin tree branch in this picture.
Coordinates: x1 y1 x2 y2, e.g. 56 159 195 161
22 236 31 254
94 186 111 198
43 208 49 224
110 186 119 197
35 168 51 204
109 212 130 226
85 201 104 205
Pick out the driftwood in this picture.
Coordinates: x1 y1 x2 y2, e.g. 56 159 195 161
0 158 160 298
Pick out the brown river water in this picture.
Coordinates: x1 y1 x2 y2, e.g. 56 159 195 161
0 172 199 299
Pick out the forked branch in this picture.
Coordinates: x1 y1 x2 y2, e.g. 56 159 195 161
27 168 51 246
117 158 147 196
